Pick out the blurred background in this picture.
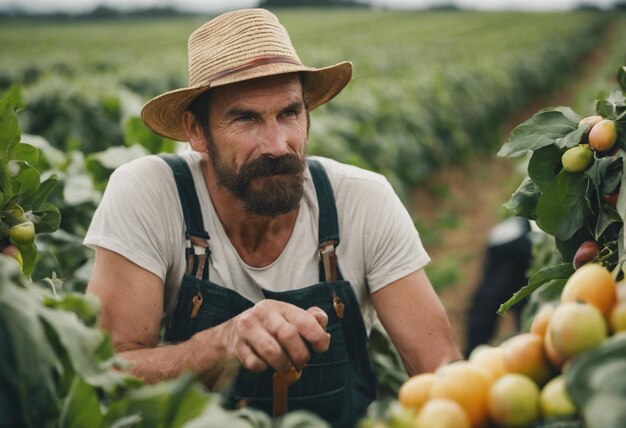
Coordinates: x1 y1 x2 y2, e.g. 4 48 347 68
2 0 625 361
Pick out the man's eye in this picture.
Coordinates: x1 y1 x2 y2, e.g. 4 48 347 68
283 110 298 118
236 115 253 122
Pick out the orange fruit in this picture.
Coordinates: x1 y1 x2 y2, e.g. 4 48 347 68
414 398 471 428
609 300 626 333
500 333 553 385
429 361 491 427
530 304 556 337
398 373 436 411
468 345 508 382
547 302 608 362
561 263 617 316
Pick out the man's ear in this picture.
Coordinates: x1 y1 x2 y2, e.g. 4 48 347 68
182 111 207 153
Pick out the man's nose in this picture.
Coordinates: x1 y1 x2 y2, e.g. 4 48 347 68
259 120 289 158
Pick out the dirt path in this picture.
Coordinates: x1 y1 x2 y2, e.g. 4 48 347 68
408 28 615 354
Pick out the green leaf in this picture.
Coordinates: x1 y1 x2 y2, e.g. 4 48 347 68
498 108 580 157
555 125 588 150
0 84 25 112
498 263 574 314
9 143 39 164
0 100 21 162
32 202 61 234
536 171 589 241
11 161 40 197
60 377 104 428
20 173 60 212
124 117 177 154
0 257 61 426
38 303 126 392
504 176 541 219
595 206 622 240
596 99 617 119
528 145 563 190
567 333 626 428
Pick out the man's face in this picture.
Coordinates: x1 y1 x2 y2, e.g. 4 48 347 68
204 74 309 217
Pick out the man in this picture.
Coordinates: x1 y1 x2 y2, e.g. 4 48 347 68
84 8 461 427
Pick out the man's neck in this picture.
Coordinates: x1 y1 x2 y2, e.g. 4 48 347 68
200 154 299 268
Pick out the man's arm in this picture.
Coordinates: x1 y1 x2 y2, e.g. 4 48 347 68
86 247 330 387
371 269 462 375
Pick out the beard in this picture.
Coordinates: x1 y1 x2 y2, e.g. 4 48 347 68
206 141 306 217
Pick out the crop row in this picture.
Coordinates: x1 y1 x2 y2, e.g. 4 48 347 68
0 10 619 199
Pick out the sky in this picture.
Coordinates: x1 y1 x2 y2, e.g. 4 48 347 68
0 0 617 13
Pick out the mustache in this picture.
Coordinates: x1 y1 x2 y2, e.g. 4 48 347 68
239 154 305 179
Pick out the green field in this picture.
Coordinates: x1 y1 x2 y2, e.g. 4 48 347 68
2 10 624 196
1 8 624 288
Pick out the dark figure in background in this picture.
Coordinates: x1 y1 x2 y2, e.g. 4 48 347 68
464 216 533 357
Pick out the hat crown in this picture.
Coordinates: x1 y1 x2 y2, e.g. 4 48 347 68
187 8 303 87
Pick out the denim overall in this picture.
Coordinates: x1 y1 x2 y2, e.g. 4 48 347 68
160 155 377 427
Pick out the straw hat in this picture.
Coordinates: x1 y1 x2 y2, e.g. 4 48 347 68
141 8 353 141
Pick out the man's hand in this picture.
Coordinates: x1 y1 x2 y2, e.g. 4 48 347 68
222 300 330 374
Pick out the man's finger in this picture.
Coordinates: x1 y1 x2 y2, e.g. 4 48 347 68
306 306 328 330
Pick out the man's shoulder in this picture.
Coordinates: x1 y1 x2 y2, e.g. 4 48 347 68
308 156 391 191
114 151 200 180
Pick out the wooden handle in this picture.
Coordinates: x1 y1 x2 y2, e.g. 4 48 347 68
272 367 302 417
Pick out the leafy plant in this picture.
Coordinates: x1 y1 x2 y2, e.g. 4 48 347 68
497 66 626 315
0 99 60 274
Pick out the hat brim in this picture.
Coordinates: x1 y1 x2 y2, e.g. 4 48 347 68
141 61 352 142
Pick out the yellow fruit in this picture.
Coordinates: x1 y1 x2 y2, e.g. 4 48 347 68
468 345 508 381
398 373 436 410
501 333 553 385
588 119 617 152
8 221 35 245
540 375 577 418
429 361 491 427
543 329 566 370
561 145 593 172
488 373 540 428
609 300 626 333
561 263 617 316
548 302 608 362
530 305 556 338
414 398 471 428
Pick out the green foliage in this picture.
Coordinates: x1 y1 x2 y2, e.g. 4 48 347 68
0 100 60 274
566 333 626 428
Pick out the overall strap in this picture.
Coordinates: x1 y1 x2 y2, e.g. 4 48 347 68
160 154 211 280
307 159 343 284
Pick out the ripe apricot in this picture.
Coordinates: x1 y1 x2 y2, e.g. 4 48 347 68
530 304 556 337
609 300 626 333
561 263 617 316
578 115 603 130
398 373 436 410
500 333 553 385
589 119 617 152
488 373 540 428
540 375 577 418
547 302 608 362
468 345 508 382
429 361 491 427
414 398 471 428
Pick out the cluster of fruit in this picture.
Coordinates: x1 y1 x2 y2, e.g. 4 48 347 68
397 262 624 428
561 116 619 176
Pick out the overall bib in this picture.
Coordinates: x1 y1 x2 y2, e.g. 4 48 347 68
160 155 377 427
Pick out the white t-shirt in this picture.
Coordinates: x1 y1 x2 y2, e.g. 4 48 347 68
84 152 430 332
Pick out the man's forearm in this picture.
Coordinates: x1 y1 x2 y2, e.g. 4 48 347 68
115 324 236 388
